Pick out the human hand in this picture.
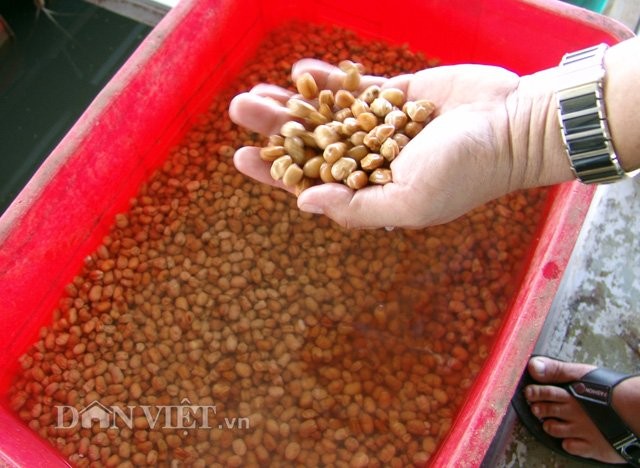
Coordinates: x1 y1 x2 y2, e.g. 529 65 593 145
229 59 569 228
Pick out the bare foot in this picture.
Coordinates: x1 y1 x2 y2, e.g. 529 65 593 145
524 356 640 465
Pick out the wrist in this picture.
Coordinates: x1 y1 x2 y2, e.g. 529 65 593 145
516 40 640 188
506 68 575 190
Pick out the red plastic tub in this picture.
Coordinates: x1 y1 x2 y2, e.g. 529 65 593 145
0 0 632 466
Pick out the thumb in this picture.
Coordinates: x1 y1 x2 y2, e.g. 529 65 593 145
297 182 412 229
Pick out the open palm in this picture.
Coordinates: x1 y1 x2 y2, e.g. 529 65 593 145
230 59 533 228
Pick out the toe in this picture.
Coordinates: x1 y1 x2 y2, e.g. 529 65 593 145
562 438 626 465
542 418 579 439
530 401 571 420
561 438 593 458
525 383 572 403
528 356 596 384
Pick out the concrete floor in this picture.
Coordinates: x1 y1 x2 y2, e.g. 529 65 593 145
490 176 640 467
488 5 640 465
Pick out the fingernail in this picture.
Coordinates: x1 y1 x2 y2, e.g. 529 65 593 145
530 357 546 376
299 203 323 215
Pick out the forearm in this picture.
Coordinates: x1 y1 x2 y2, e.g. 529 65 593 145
509 36 640 189
604 36 640 173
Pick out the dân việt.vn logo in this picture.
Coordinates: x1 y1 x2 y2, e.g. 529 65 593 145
55 398 249 431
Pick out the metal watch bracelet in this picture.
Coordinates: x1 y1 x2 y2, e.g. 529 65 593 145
555 43 637 184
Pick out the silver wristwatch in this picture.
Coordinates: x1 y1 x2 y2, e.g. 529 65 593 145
555 44 636 184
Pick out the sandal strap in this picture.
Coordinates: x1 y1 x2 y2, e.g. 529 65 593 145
566 367 640 467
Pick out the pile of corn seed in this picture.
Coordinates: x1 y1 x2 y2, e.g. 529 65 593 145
261 62 436 192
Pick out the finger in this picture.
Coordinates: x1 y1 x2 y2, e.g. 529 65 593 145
381 74 413 94
249 83 294 105
291 58 387 93
405 66 459 105
297 182 415 229
374 69 454 115
229 92 292 136
405 64 519 110
233 147 295 194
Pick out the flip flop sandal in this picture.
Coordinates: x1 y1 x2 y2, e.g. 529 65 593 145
511 357 640 467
